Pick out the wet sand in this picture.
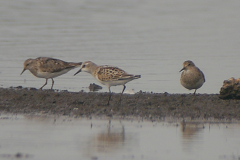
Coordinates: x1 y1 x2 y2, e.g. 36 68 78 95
0 87 240 121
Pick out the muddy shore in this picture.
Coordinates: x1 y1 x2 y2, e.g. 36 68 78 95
0 87 240 121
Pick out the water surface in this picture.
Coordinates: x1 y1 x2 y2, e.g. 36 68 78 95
1 0 240 93
0 115 240 160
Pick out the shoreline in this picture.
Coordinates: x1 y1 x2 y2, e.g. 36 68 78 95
0 87 240 122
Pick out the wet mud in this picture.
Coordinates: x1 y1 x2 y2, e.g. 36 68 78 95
0 87 240 121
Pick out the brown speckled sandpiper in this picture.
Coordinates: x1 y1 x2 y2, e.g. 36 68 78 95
21 57 82 89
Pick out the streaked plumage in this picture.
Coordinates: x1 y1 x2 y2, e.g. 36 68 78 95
21 57 82 89
74 61 141 104
180 60 205 94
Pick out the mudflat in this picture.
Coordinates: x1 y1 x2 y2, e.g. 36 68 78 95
0 87 239 121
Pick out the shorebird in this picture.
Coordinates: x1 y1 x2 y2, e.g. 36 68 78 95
21 57 82 89
74 61 141 105
180 60 205 94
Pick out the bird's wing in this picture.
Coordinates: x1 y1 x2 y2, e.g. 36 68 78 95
37 57 80 73
96 66 130 81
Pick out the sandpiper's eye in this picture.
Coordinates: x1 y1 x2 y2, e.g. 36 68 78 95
82 65 86 68
188 63 191 66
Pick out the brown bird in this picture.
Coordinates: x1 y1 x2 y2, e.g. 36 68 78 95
180 60 205 94
21 57 82 89
74 61 141 104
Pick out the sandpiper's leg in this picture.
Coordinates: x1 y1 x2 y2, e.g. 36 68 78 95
107 87 112 105
50 78 54 90
121 85 126 94
119 85 126 103
40 79 48 90
193 89 197 95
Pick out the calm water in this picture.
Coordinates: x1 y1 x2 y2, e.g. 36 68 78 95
0 115 240 160
0 0 240 94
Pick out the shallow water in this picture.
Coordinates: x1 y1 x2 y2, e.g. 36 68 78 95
1 0 240 94
0 115 240 160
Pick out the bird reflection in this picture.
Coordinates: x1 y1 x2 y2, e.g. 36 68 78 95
85 123 126 158
180 121 204 152
24 115 55 123
96 125 125 152
181 122 204 139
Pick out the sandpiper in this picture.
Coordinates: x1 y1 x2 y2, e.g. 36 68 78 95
180 60 205 94
21 57 82 89
74 61 141 104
